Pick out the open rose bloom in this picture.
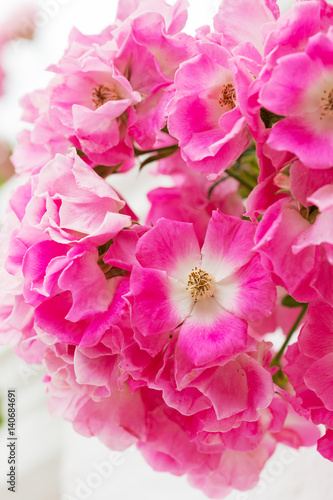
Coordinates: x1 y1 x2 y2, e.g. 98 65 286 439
1 0 333 497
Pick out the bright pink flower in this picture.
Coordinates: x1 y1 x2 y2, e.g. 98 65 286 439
254 198 318 303
129 211 276 365
245 156 291 220
118 320 274 429
292 184 333 307
259 29 333 169
285 301 333 461
208 0 280 152
167 40 252 176
225 0 333 181
318 430 333 461
289 160 333 207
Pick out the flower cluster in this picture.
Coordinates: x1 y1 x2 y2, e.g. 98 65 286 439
1 0 333 497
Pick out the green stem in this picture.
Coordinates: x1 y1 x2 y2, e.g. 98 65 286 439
271 303 308 367
225 168 256 190
207 176 229 199
134 145 178 156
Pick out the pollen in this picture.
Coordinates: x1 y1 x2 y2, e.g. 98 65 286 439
219 83 237 110
92 84 119 109
320 88 333 120
186 267 215 302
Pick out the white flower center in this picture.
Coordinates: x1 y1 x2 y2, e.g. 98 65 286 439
186 267 215 302
92 84 119 109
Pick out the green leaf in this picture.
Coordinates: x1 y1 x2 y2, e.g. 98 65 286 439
104 267 129 279
260 107 285 128
281 295 307 308
138 145 179 170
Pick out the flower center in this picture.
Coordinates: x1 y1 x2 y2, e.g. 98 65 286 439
186 267 215 302
320 88 333 120
92 84 119 109
219 83 237 110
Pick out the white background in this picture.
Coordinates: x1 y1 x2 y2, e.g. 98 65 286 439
0 1 333 499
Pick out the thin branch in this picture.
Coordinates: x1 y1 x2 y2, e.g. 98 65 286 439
271 303 308 367
134 145 178 156
225 168 256 190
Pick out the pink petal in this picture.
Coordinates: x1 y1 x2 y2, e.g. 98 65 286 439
260 52 318 116
178 298 247 365
267 117 333 170
130 266 191 336
290 161 333 207
215 256 276 321
136 218 201 282
214 0 278 51
297 302 333 361
58 251 112 322
317 429 333 461
201 211 256 281
304 353 333 411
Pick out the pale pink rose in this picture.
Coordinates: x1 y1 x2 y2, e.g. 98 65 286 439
5 149 132 347
11 89 72 175
214 0 279 53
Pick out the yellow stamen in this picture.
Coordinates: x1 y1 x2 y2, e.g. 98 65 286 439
186 266 215 302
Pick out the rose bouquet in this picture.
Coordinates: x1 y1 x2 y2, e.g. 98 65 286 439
1 0 333 497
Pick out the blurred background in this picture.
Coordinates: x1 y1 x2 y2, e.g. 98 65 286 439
0 0 333 499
